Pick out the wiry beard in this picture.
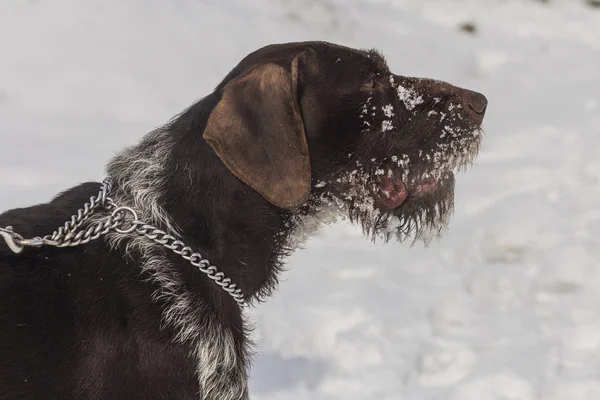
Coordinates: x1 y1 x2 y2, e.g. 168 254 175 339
349 176 455 245
308 168 455 246
299 126 482 247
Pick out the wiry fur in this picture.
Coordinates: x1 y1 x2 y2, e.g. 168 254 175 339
95 133 249 400
107 129 181 236
0 41 486 400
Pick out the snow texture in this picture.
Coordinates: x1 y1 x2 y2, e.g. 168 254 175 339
396 84 424 111
1 0 600 399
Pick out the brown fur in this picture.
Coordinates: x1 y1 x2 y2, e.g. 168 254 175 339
204 52 311 209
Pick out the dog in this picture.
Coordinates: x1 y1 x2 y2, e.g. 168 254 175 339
0 41 487 400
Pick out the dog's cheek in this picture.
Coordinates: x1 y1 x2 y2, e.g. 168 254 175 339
299 87 330 141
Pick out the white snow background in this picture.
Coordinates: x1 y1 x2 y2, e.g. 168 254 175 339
1 0 600 399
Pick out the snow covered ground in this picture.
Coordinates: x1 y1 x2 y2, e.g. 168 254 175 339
1 0 600 398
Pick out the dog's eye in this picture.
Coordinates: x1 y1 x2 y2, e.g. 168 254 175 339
362 77 376 89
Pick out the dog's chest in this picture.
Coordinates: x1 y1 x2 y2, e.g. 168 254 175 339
76 328 200 399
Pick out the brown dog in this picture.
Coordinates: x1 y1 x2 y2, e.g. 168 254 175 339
0 41 486 400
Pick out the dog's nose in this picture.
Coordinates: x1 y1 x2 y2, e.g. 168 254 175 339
465 91 488 120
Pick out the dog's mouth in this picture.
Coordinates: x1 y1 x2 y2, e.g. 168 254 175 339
309 127 481 244
375 170 408 209
371 122 483 212
374 164 450 211
375 171 441 210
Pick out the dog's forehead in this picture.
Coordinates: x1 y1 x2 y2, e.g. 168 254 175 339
306 44 390 88
317 43 387 68
258 42 387 68
364 49 388 68
232 42 388 79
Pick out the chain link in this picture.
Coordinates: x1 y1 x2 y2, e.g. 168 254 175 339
131 221 245 303
1 179 245 307
41 178 119 248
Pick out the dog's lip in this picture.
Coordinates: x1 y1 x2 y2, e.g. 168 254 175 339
376 172 408 209
409 177 439 197
375 169 444 210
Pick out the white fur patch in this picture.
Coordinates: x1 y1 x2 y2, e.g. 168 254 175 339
91 129 248 400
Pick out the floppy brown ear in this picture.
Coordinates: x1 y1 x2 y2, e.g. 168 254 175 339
203 53 311 209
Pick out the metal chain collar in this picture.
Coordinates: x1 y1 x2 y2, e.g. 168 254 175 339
0 179 246 307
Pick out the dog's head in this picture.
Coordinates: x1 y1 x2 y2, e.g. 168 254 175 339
204 41 487 242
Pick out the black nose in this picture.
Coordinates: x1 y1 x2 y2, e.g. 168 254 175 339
466 91 488 116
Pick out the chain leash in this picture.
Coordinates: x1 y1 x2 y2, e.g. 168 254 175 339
0 179 245 307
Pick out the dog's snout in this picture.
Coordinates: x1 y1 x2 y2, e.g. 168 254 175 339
465 91 488 117
403 78 487 123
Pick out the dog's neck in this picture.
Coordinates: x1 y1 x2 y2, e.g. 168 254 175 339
106 96 298 304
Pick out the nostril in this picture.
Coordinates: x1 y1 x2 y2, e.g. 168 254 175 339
467 92 488 115
469 102 487 115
